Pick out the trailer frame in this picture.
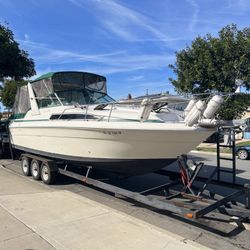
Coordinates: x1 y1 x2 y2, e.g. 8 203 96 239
16 151 250 236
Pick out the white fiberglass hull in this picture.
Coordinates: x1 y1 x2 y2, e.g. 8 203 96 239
9 120 214 175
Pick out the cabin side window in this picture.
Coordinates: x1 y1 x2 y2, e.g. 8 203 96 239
50 114 97 120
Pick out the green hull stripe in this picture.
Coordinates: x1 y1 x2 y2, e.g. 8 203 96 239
13 119 49 122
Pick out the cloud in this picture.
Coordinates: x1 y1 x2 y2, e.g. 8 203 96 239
19 38 123 62
186 0 199 32
128 75 144 81
24 33 30 41
69 0 172 44
18 37 174 77
227 0 250 14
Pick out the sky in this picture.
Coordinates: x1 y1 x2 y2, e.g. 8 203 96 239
0 0 250 100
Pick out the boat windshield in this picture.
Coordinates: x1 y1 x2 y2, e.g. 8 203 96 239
56 89 116 106
36 90 115 108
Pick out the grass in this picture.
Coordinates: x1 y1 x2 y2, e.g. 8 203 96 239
196 147 231 154
196 140 250 154
236 141 250 147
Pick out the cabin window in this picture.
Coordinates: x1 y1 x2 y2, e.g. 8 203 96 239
50 114 97 120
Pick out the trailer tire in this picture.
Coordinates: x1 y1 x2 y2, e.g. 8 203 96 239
41 162 56 185
21 156 30 176
30 159 41 180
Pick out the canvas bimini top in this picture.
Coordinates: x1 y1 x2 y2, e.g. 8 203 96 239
31 71 107 96
13 71 111 115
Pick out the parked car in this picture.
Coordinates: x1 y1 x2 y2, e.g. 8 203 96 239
236 145 250 160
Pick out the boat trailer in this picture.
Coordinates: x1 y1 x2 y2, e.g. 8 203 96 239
15 151 250 236
3 148 250 236
57 156 250 221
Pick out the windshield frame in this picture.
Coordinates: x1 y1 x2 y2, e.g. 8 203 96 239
55 88 116 107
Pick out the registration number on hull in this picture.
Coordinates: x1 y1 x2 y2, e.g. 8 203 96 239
103 131 122 135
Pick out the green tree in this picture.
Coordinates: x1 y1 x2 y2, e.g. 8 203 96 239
1 79 27 109
0 23 36 80
0 23 35 110
169 24 250 120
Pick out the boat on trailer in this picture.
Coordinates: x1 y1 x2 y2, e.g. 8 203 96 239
9 71 223 176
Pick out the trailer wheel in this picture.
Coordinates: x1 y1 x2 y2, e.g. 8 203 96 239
41 162 56 185
21 156 30 176
30 159 41 180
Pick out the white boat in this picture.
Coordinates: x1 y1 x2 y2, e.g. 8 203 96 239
9 71 222 176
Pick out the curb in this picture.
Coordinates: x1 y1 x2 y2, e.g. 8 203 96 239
190 150 231 157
